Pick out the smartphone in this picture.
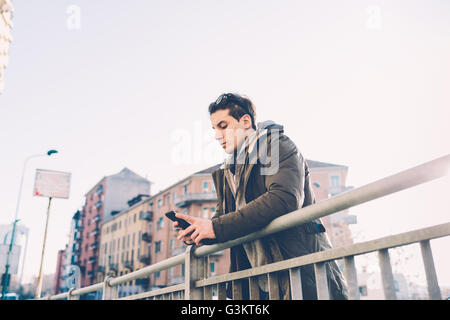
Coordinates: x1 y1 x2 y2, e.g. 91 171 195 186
165 211 191 229
164 211 217 245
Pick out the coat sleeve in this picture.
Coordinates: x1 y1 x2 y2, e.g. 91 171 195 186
211 170 224 220
212 139 306 243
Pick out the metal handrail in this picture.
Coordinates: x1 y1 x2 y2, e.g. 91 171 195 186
44 154 449 300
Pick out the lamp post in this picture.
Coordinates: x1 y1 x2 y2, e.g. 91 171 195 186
1 150 58 299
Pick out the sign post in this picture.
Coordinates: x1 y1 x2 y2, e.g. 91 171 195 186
33 169 71 299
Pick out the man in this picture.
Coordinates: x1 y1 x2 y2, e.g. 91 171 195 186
174 93 348 300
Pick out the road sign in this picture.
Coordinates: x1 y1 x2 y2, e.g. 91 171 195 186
33 169 71 199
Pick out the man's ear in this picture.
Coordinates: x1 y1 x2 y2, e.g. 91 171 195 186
240 114 253 130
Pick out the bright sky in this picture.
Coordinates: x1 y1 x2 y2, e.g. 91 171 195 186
0 0 449 289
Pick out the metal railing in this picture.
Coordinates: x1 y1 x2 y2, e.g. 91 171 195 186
44 155 449 300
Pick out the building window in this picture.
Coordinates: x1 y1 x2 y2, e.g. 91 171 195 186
170 239 174 252
133 214 136 223
331 175 340 187
155 241 162 254
210 262 216 275
211 207 216 215
157 217 164 230
158 199 162 208
203 181 208 192
202 208 209 219
138 231 141 247
183 185 188 195
165 193 170 205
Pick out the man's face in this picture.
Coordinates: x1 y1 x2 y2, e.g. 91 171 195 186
210 109 253 154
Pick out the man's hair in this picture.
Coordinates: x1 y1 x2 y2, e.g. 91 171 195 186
208 93 257 130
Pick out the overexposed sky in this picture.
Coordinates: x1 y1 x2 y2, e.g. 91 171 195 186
0 0 449 287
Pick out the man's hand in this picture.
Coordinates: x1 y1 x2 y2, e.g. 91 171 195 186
174 212 216 246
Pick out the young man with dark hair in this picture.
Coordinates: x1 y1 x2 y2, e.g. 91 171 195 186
174 93 348 300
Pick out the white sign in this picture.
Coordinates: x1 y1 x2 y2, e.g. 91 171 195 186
33 169 71 199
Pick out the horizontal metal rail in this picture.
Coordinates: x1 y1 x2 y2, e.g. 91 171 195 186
44 154 449 300
194 222 450 288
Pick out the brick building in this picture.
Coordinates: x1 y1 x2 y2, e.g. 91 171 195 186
53 249 65 295
76 168 150 290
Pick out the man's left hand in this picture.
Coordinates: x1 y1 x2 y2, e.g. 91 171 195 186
175 212 216 246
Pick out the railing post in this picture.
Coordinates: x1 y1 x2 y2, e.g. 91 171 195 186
314 262 330 300
420 240 442 300
185 245 206 299
289 267 303 300
378 249 397 300
102 276 118 300
344 256 360 300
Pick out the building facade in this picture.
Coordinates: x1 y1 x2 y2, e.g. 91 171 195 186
53 249 66 295
77 168 150 289
97 164 228 298
307 159 357 248
98 194 150 297
0 0 13 94
53 210 82 294
0 223 29 283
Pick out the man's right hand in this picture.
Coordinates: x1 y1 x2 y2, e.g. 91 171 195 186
174 220 194 245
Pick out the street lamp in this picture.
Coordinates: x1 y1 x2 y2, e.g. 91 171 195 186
1 150 58 299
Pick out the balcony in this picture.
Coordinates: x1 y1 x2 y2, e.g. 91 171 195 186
95 200 102 210
135 278 150 288
90 242 98 250
174 192 217 208
91 227 100 237
95 185 103 195
88 256 97 264
139 254 151 265
141 232 152 243
139 211 153 221
97 265 105 273
93 214 101 223
108 263 118 273
124 260 134 271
